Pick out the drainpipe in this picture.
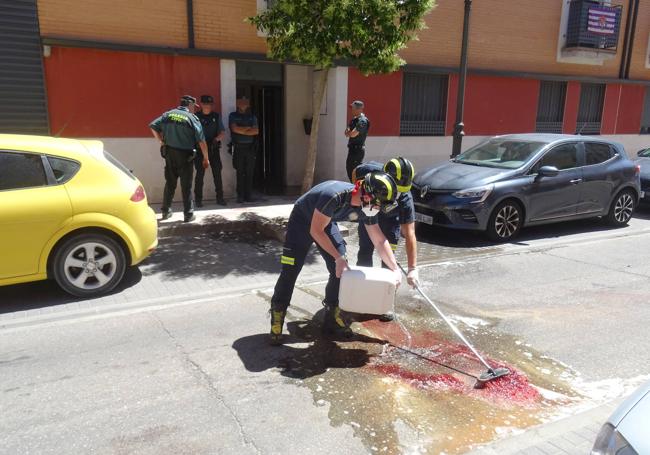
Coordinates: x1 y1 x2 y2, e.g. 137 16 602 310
451 0 472 158
624 0 640 79
618 0 634 79
187 0 195 49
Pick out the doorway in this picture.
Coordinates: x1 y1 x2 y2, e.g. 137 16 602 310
236 61 284 195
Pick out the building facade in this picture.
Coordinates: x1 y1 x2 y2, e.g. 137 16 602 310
2 0 650 202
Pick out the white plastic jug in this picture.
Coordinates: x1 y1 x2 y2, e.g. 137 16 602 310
339 266 396 315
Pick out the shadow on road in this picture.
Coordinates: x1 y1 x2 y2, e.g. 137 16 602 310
0 266 143 314
233 312 386 380
416 213 642 249
140 227 319 280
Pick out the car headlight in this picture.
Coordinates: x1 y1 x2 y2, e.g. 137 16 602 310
451 184 494 203
591 423 638 455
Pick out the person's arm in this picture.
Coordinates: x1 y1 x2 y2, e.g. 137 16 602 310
310 209 348 278
230 123 251 135
198 141 209 168
149 116 163 144
248 116 259 136
364 223 402 286
347 129 360 138
401 221 419 286
150 128 163 144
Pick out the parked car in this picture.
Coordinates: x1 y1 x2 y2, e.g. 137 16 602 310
592 379 650 455
412 134 642 241
0 135 158 297
635 148 650 205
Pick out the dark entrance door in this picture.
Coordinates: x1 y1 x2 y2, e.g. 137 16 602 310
235 62 284 196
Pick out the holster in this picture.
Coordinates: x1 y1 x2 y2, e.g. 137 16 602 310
160 145 167 159
188 149 198 163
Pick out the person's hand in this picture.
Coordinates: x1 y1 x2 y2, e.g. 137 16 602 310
335 256 349 278
407 268 419 287
202 158 210 169
393 268 402 288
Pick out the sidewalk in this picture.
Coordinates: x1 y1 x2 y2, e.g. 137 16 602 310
468 399 621 455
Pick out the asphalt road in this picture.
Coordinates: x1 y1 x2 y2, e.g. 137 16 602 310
2 207 650 454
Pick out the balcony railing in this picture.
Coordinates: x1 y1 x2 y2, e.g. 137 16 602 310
536 122 564 134
565 0 622 52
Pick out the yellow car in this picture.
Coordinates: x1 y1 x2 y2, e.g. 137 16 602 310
0 135 158 297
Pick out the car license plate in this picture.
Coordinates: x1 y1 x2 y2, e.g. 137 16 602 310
641 191 646 199
415 212 433 225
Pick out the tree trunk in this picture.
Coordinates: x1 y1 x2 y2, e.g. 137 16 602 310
301 67 329 193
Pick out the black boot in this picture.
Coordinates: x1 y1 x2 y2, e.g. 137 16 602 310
269 308 286 346
322 303 353 338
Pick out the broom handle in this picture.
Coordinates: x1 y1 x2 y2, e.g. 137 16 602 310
398 263 494 372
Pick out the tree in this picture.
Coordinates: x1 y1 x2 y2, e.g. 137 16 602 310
250 0 436 193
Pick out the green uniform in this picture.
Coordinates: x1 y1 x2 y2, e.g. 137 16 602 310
149 106 205 219
149 107 205 150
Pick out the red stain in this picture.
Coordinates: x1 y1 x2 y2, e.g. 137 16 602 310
362 321 541 406
370 363 464 391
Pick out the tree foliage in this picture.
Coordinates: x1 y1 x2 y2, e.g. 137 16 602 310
250 0 435 73
250 0 436 191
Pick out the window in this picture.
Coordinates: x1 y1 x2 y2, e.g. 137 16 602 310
536 81 567 133
640 89 650 134
400 73 447 136
456 139 546 169
0 152 47 191
576 83 605 135
584 142 614 165
533 144 579 172
47 157 80 184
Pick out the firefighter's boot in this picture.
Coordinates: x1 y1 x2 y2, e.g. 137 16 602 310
323 303 353 338
269 308 286 346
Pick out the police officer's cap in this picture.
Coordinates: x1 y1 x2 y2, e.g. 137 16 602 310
200 95 214 104
350 100 364 108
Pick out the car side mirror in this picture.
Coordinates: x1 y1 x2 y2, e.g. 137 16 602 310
538 166 559 178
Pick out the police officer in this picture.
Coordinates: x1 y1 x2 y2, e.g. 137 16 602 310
352 157 419 310
229 96 259 203
344 100 370 181
195 95 226 207
269 172 402 345
149 95 209 223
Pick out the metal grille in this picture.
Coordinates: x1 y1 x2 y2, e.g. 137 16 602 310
0 0 48 135
576 83 605 135
400 73 447 136
565 0 622 51
536 81 567 133
640 89 650 134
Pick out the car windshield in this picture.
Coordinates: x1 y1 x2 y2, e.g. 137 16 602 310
639 148 650 158
454 139 547 169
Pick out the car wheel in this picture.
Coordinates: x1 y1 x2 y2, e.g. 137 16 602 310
52 233 127 297
606 189 635 227
486 200 523 242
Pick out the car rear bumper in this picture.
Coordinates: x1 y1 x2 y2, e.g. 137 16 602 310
128 205 158 264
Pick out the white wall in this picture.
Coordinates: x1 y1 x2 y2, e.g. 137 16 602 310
284 65 312 186
315 67 349 183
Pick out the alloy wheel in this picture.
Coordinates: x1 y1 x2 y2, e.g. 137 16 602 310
494 204 520 239
614 193 634 224
63 242 118 290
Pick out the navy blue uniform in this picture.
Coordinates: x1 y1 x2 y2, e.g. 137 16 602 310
229 111 259 201
354 162 415 267
194 111 225 203
271 181 378 311
149 106 205 217
346 114 370 180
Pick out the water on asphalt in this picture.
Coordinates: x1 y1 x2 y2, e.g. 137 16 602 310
277 283 588 454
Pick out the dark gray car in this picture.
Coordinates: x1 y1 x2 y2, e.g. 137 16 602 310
634 148 650 204
412 134 642 241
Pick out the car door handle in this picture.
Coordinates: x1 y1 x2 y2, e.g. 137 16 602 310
570 178 582 184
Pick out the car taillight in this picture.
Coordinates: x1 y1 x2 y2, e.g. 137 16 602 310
130 185 146 202
635 164 641 175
